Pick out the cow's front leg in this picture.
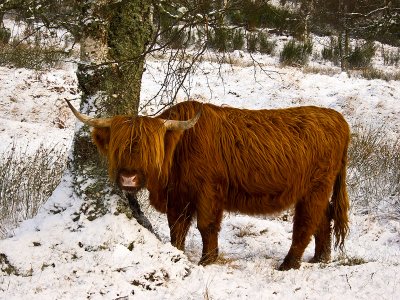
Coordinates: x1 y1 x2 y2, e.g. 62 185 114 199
198 221 221 265
196 191 224 266
167 200 195 251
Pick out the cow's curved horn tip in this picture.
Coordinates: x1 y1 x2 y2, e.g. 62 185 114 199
64 98 75 108
64 98 74 109
162 108 202 131
193 109 202 121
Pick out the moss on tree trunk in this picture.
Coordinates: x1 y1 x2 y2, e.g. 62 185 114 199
71 0 154 227
105 0 153 115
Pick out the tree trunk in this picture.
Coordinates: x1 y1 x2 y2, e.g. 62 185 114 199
71 0 155 231
300 0 314 42
338 0 349 71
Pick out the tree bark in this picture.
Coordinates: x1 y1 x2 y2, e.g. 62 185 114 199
71 0 155 231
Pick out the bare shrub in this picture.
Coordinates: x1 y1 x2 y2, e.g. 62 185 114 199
347 125 400 218
321 36 340 65
232 29 245 50
382 47 400 67
346 42 376 69
246 33 257 53
0 26 11 44
0 143 68 237
0 42 69 70
259 32 276 55
280 39 313 66
360 67 400 81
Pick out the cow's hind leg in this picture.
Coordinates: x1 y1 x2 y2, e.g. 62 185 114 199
167 200 195 251
279 186 331 270
310 203 331 264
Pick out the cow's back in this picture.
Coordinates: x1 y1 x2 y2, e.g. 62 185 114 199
162 102 349 214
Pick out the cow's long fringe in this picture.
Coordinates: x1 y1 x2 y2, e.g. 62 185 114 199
106 116 167 181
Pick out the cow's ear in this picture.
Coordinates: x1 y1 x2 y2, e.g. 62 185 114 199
92 128 110 156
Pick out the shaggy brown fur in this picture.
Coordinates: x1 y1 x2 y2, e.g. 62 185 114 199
89 101 350 270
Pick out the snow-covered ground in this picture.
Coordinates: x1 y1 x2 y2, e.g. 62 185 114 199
0 66 77 154
1 44 400 299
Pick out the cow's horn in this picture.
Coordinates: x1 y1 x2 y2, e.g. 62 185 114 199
162 109 201 131
65 99 112 128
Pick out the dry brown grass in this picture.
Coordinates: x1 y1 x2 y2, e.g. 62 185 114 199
214 252 242 269
303 65 341 76
0 143 68 237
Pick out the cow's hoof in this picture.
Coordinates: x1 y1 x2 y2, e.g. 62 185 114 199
309 254 330 264
199 253 218 266
278 257 301 271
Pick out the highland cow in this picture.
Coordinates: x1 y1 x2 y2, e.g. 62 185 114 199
66 100 350 270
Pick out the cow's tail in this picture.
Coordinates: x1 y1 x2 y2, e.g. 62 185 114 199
331 143 350 252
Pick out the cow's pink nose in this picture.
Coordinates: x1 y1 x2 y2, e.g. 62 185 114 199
120 174 140 187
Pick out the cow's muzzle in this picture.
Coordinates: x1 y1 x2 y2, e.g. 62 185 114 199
117 170 145 193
